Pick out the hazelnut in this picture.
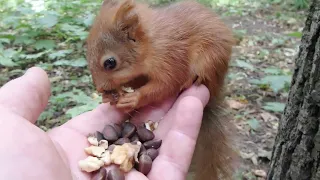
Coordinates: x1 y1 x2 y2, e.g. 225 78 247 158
78 156 104 172
84 146 105 157
87 136 99 146
121 86 135 93
99 140 109 149
110 145 128 165
101 151 112 165
145 120 159 132
110 142 141 172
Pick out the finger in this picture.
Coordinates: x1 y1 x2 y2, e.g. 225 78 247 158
126 170 148 180
48 103 127 180
176 84 210 106
0 67 50 123
148 96 205 179
153 84 210 138
129 96 177 125
49 103 126 136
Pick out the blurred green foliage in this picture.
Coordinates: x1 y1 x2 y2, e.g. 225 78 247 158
0 0 306 127
0 0 307 178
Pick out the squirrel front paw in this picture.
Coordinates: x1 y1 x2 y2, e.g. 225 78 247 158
116 91 142 113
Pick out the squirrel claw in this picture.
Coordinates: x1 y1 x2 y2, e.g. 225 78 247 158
116 91 141 112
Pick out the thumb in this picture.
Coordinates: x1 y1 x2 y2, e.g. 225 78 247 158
0 67 50 123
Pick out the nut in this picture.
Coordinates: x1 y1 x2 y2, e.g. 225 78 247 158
126 142 142 163
92 168 107 180
138 154 152 175
130 134 139 142
143 139 162 149
110 142 141 172
94 131 105 142
80 121 162 175
121 122 136 138
99 140 109 149
113 124 122 137
121 86 135 93
103 125 119 142
101 151 112 165
107 168 125 180
88 135 99 146
111 145 128 165
84 146 106 157
138 144 146 156
143 148 159 160
114 138 130 145
144 120 159 132
78 156 104 172
108 144 116 152
120 156 134 172
137 127 155 142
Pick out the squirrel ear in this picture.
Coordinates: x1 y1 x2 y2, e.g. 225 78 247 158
102 0 117 6
113 0 141 35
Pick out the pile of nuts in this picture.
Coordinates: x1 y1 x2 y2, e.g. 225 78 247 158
79 120 161 179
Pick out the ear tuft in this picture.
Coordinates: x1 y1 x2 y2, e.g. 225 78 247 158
102 0 117 6
113 0 139 31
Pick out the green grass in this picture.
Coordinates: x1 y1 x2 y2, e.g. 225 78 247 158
0 0 306 129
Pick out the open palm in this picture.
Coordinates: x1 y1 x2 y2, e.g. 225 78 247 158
0 67 209 180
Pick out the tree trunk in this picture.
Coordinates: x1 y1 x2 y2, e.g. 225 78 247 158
267 1 320 180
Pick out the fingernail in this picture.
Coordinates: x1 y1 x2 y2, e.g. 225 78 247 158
24 67 39 76
24 68 33 76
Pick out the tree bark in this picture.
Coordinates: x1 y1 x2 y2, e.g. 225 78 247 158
267 1 320 180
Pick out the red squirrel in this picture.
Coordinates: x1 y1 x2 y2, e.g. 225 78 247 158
86 0 235 179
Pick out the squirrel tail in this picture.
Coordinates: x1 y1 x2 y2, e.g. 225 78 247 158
192 98 235 180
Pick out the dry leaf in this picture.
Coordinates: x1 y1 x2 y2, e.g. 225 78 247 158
239 151 255 159
260 112 278 122
251 155 258 165
258 148 272 160
226 99 246 109
253 169 267 177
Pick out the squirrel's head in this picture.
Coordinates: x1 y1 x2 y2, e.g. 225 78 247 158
86 0 149 95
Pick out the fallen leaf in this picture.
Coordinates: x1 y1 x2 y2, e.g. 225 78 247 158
263 102 286 112
257 148 272 160
247 119 260 131
226 100 246 109
287 18 297 24
251 155 258 165
260 112 278 122
239 151 255 159
253 169 267 177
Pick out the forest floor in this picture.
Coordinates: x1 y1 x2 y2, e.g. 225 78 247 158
0 1 308 179
218 2 306 179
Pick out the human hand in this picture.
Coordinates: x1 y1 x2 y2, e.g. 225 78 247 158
0 67 209 180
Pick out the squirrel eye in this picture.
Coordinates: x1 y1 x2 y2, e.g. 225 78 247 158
103 57 117 70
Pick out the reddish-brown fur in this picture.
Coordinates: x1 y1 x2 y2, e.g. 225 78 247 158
86 0 235 179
